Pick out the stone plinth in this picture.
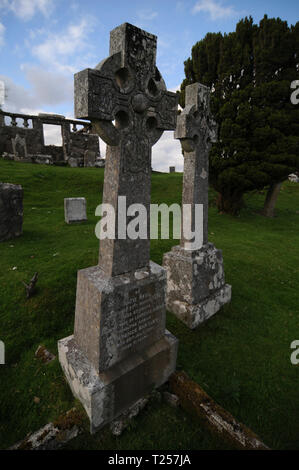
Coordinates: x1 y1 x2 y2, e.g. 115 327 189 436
64 197 87 224
163 243 231 329
58 261 178 433
59 332 177 434
0 182 23 242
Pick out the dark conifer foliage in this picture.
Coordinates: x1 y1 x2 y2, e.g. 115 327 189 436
180 15 299 215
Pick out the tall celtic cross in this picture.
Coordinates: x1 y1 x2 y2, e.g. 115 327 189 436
75 23 178 276
175 83 217 250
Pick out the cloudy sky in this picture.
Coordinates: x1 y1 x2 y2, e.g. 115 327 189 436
0 0 298 171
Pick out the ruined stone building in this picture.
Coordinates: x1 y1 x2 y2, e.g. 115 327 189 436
0 110 105 167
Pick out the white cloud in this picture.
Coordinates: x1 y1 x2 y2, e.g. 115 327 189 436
0 21 5 48
192 0 237 20
22 65 73 105
137 9 158 21
152 131 183 173
0 0 54 21
0 70 72 113
31 16 97 73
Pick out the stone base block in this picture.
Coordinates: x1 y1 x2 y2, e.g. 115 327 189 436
163 243 231 329
58 331 178 434
167 284 231 329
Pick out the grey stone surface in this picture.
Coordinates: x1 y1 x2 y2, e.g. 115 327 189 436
10 409 81 450
74 261 167 372
0 110 100 166
64 197 87 224
75 22 178 277
58 329 178 434
0 182 23 242
163 83 231 328
34 154 53 165
169 166 175 173
59 23 178 434
109 396 149 436
165 243 226 305
175 83 217 248
12 133 28 159
164 244 231 328
68 157 80 168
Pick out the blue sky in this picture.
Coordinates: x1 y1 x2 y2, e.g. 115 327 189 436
0 0 298 171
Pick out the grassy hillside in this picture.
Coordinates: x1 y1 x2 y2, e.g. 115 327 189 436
0 159 298 450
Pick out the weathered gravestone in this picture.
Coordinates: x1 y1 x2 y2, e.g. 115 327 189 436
58 23 178 433
0 183 23 242
169 166 175 173
163 83 231 329
64 197 87 224
67 157 80 168
84 149 96 167
11 134 28 161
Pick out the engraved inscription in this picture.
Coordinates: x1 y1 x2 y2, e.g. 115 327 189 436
116 286 163 352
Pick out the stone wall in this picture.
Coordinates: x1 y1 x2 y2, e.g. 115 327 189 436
0 111 102 167
0 113 43 156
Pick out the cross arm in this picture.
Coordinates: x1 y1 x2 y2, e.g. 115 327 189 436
75 68 118 121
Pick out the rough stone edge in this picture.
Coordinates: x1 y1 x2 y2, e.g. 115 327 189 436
8 391 163 450
167 284 232 329
169 371 270 450
8 408 83 450
109 395 150 436
58 330 178 434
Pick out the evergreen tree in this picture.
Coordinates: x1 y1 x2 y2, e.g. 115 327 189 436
180 15 299 215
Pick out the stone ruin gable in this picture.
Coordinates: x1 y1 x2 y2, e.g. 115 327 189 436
0 111 101 166
0 111 44 156
68 130 100 166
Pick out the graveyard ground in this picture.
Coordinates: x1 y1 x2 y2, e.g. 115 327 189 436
0 159 298 450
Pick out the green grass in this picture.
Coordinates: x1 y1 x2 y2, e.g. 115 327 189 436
0 159 298 450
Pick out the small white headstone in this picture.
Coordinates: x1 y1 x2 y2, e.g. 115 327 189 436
64 198 87 224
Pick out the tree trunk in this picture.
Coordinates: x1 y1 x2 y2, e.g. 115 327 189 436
262 182 282 217
216 191 245 216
